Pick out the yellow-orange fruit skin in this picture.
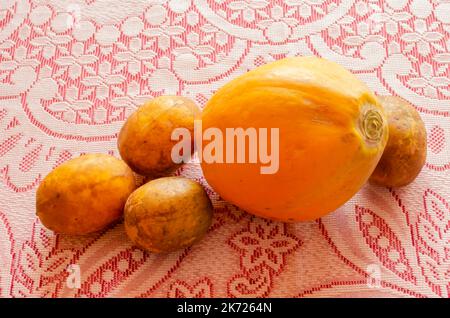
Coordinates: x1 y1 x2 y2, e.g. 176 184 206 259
201 57 389 221
118 96 201 177
36 154 136 235
124 177 213 253
370 96 427 187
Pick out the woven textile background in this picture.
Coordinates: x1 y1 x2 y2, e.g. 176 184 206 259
0 0 449 298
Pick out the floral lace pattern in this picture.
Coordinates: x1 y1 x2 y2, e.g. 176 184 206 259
0 0 449 297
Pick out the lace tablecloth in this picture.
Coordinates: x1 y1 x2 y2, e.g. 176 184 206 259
0 0 449 298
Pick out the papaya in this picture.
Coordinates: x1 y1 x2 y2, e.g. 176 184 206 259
200 57 388 221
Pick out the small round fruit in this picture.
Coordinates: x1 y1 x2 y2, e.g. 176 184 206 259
118 96 201 177
124 177 213 253
370 96 427 187
36 154 136 235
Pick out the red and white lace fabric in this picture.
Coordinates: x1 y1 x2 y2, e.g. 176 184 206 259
0 0 449 298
